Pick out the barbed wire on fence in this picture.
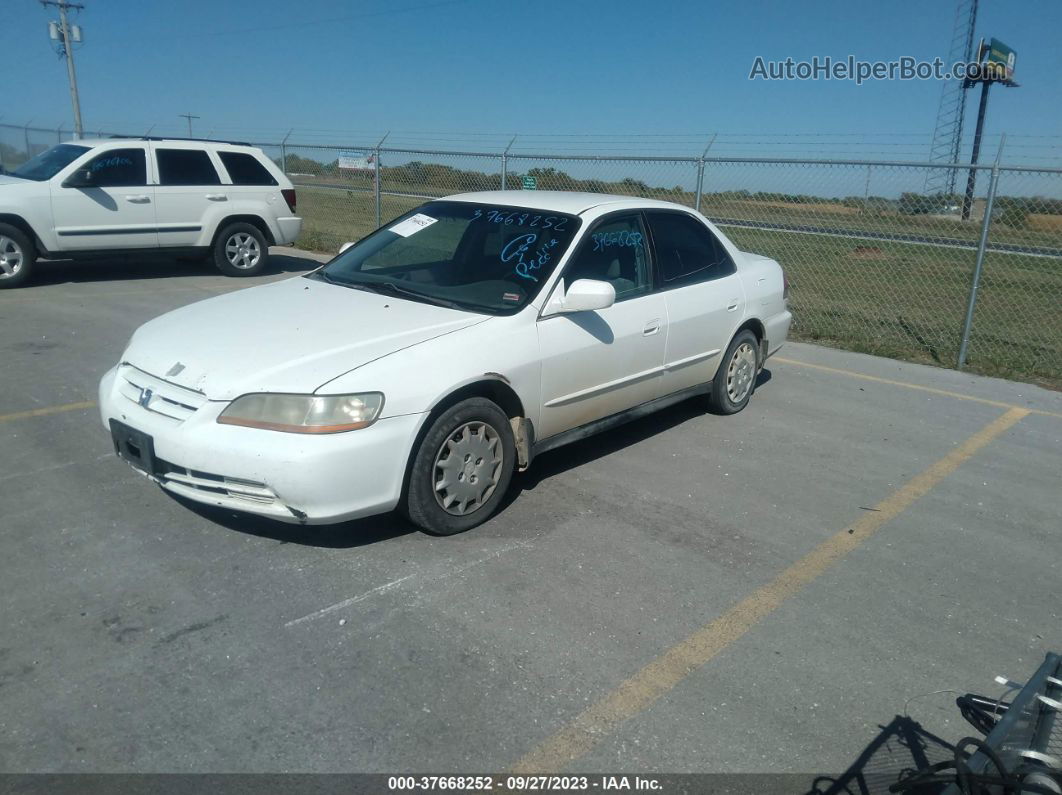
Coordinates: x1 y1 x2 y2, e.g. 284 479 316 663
0 122 1059 388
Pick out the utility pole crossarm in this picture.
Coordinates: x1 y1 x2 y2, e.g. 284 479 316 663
179 113 201 138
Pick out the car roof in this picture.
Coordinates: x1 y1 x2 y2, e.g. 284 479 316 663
442 190 696 216
60 138 256 149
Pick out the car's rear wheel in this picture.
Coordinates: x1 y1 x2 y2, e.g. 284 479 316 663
403 398 516 535
708 329 760 415
0 223 35 289
213 222 269 277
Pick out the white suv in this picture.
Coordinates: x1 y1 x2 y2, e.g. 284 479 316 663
0 138 302 288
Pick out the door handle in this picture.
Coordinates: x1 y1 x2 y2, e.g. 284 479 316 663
205 193 228 201
643 319 662 336
727 298 740 311
124 195 150 203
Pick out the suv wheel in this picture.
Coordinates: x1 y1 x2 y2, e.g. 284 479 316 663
214 222 269 277
403 398 516 535
0 223 35 289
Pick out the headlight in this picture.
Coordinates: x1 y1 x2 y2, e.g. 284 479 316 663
217 392 384 434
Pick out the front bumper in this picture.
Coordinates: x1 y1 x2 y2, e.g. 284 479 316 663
99 365 424 524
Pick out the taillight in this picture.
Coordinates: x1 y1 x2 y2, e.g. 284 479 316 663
782 272 790 300
281 188 296 213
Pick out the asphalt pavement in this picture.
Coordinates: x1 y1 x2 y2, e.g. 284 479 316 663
1 248 1059 783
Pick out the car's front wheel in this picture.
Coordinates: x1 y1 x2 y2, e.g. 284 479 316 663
708 329 760 415
403 398 516 535
0 223 36 289
213 222 269 277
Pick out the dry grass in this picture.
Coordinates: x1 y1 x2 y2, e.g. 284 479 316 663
1027 213 1062 233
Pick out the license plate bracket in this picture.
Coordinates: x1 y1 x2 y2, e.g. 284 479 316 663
110 419 159 476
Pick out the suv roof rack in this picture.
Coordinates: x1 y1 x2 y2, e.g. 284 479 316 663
105 135 253 146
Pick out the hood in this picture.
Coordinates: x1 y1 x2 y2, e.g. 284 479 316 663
124 276 489 400
0 174 33 187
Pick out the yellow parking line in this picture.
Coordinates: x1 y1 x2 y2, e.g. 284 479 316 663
0 400 97 423
510 406 1029 773
772 356 1062 419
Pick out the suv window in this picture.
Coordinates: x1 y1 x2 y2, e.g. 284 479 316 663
81 148 147 187
647 212 736 287
563 213 651 301
156 149 221 186
219 152 278 186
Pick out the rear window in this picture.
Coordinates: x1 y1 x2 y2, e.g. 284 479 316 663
646 211 736 287
156 149 221 186
219 152 278 186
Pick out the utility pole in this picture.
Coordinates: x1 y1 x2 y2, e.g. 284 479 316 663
41 0 84 139
179 113 201 138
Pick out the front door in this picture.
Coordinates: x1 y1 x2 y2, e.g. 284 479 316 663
536 212 668 440
50 146 158 251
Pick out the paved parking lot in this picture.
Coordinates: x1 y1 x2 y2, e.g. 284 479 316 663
1 250 1060 782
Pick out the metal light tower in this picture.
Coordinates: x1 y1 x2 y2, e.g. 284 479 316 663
925 0 978 197
41 0 85 139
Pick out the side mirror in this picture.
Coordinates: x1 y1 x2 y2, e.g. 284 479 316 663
338 241 356 254
556 279 616 313
62 168 94 188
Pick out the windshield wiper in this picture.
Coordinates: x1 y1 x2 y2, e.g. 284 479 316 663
311 271 465 309
364 281 464 310
311 270 377 293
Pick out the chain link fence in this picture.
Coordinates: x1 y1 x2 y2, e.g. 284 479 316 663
1 123 1059 388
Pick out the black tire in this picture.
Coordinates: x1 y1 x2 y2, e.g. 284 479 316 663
0 223 36 289
213 222 269 277
708 330 760 415
403 398 516 536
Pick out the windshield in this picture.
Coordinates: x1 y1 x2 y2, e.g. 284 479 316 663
11 144 90 181
314 201 582 314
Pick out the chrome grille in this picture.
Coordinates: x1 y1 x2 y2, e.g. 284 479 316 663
118 365 207 422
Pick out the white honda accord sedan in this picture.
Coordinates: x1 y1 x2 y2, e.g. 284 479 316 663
99 191 791 535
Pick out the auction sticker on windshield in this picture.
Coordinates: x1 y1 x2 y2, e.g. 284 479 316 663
389 213 438 237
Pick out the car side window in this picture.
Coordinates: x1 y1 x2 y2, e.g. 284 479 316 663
563 214 651 301
218 152 278 186
81 148 147 187
647 212 736 288
156 149 221 186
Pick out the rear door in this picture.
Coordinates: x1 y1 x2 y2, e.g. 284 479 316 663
49 145 158 251
151 144 225 247
645 210 745 396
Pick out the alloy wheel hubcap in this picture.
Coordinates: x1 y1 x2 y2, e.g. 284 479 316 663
0 236 24 279
726 342 757 403
433 421 504 516
225 233 261 269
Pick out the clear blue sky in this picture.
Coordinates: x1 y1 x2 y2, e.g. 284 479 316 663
4 0 1061 157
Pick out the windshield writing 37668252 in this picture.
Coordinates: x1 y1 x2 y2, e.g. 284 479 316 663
470 208 569 232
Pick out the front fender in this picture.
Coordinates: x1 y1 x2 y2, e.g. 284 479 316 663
321 310 544 429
